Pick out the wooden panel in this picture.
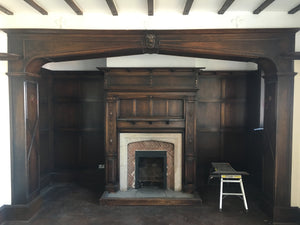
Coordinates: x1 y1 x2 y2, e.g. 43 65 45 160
81 78 104 99
54 132 79 169
197 103 220 129
136 99 150 117
54 103 80 128
119 99 134 118
81 102 104 128
53 79 79 98
80 132 104 168
152 99 167 116
222 132 246 168
198 77 221 100
222 77 247 99
25 81 40 198
222 102 246 128
168 100 183 117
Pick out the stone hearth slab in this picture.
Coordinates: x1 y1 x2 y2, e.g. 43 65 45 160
100 188 202 206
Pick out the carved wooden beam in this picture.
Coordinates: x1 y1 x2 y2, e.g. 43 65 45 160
0 53 22 61
106 0 118 16
183 0 194 15
253 0 275 14
24 0 48 15
148 0 154 16
218 0 234 14
288 4 300 14
0 4 14 15
64 0 83 15
282 52 300 60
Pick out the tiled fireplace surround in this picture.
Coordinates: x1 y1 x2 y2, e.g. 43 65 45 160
119 133 182 191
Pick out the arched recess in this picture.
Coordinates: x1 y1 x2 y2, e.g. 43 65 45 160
4 29 297 222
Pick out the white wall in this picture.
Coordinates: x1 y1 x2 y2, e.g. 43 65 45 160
0 31 11 206
0 10 300 208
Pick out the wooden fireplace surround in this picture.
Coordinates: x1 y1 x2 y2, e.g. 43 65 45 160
101 68 198 193
2 28 299 222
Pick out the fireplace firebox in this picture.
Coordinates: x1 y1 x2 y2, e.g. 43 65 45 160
135 151 167 189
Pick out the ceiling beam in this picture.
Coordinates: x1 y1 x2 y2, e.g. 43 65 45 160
183 0 194 15
0 4 14 15
106 0 118 16
218 0 235 14
24 0 48 15
0 53 22 61
148 0 154 16
253 0 275 14
64 0 83 15
288 4 300 14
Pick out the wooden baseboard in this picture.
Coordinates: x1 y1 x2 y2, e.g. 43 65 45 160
0 205 8 224
273 206 300 224
1 194 43 222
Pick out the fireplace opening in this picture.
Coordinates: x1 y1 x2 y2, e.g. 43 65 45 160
135 151 167 189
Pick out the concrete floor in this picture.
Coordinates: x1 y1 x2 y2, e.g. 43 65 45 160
2 183 273 225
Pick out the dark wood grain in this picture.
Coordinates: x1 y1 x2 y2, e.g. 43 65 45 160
148 0 153 16
183 0 194 15
218 0 235 14
0 4 13 15
64 0 83 15
24 0 48 15
106 0 118 16
253 0 275 14
288 4 300 14
3 28 298 223
0 53 21 61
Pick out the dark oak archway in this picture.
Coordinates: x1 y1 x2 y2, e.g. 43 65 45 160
3 28 298 222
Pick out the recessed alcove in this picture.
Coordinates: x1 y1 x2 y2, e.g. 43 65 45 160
4 29 297 222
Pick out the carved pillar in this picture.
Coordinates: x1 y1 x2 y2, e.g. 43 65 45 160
184 96 197 193
272 71 296 221
8 73 40 204
105 95 118 192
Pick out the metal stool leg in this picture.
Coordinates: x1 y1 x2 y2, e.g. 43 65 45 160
219 177 224 211
239 178 248 211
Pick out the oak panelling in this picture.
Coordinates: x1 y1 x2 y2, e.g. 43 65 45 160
53 79 79 98
119 99 135 118
222 102 246 128
102 68 198 91
198 77 221 100
81 102 104 129
168 100 184 118
197 103 220 129
54 132 79 169
152 99 167 116
197 132 221 185
136 99 150 117
54 103 80 129
25 81 40 199
222 77 247 99
80 132 104 168
222 131 246 169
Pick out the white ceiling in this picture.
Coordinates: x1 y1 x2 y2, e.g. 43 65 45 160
1 0 299 15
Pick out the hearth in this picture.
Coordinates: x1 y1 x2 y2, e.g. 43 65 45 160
119 133 182 191
135 151 167 189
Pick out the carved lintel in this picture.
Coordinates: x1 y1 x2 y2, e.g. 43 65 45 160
143 33 159 54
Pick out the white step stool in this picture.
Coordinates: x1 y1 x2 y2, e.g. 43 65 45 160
209 162 249 212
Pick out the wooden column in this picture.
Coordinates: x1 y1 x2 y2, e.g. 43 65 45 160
8 73 40 204
184 96 197 193
105 95 118 192
273 71 296 221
